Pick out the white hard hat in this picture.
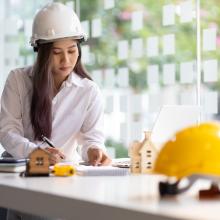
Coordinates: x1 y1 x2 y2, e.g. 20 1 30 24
30 2 87 47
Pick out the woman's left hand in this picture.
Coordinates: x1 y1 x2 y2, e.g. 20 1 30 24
87 147 111 166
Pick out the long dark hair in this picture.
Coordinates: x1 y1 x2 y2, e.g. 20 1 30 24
30 41 91 141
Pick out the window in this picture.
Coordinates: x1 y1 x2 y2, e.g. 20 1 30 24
0 0 219 158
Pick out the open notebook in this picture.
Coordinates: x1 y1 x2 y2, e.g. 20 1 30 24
76 165 129 176
55 161 130 176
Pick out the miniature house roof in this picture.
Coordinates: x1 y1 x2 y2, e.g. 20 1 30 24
139 131 157 154
29 147 50 158
130 141 142 156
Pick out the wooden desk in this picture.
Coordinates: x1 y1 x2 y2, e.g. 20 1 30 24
0 173 219 220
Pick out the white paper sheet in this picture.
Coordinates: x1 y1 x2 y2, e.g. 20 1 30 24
76 165 129 176
131 38 143 58
91 18 102 38
163 4 175 26
204 91 218 114
147 65 159 85
117 40 128 60
104 0 115 9
203 59 218 82
131 11 143 31
203 28 217 51
147 36 159 57
180 61 195 83
180 0 193 23
162 34 175 55
117 67 129 87
163 63 176 85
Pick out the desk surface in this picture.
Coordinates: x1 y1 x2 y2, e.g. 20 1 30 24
0 173 219 220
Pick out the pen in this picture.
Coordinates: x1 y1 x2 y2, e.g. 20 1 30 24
41 135 64 159
41 135 55 148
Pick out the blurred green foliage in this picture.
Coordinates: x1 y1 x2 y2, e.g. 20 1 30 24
16 0 220 91
79 0 196 91
105 138 128 158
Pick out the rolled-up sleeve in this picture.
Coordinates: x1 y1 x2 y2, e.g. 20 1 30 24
0 71 37 158
79 84 106 161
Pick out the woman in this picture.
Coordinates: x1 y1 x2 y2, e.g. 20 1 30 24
0 2 111 166
0 2 111 220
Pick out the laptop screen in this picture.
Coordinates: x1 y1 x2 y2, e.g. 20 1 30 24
151 105 201 149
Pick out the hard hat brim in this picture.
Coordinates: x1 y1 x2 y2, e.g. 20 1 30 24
30 35 86 48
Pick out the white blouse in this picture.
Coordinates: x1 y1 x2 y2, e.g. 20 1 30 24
0 66 105 162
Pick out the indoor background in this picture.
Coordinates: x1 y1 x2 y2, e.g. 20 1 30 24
0 0 219 157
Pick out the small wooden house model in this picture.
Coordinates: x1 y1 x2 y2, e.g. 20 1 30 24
129 131 157 174
129 141 142 173
26 147 50 176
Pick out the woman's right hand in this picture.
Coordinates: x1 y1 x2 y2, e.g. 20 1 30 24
45 147 66 165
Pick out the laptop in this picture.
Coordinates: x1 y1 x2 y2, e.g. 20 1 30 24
151 105 201 148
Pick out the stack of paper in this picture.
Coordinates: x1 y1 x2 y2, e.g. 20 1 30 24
76 165 129 176
0 158 27 173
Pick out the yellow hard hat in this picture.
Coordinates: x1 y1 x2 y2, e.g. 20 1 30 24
154 122 220 180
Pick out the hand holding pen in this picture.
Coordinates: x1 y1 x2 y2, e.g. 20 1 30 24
41 135 56 148
41 135 65 164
